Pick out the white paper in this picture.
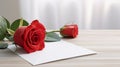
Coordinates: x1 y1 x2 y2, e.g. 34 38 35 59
8 41 96 65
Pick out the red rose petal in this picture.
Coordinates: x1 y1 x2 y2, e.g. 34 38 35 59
14 20 46 53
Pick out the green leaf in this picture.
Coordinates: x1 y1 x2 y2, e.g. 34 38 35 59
2 17 10 28
10 19 29 31
0 42 8 49
45 32 61 42
0 16 8 40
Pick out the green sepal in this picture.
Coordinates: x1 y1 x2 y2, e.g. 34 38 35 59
7 29 15 36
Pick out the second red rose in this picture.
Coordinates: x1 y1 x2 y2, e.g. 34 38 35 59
60 24 78 38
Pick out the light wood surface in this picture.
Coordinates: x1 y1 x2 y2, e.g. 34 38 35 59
0 30 120 67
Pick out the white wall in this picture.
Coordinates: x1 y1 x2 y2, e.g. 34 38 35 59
1 0 120 29
0 0 20 22
19 0 120 29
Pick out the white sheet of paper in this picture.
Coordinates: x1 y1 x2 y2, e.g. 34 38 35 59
8 41 96 65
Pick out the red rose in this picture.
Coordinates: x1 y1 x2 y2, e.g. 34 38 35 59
60 24 78 38
14 20 46 53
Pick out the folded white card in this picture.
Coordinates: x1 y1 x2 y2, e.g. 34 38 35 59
8 41 96 65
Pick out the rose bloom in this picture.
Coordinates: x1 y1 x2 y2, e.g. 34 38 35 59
14 20 46 53
60 24 78 38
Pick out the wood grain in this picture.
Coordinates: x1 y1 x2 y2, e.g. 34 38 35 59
0 30 120 67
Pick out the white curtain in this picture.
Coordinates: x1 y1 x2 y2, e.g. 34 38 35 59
19 0 120 29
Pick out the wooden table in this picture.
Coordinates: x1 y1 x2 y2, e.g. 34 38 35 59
0 30 120 67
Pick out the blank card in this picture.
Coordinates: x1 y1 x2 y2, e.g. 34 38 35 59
8 41 96 65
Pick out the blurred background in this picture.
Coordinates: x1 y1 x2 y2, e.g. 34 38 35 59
0 0 120 30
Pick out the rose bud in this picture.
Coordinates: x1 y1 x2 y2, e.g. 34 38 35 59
60 24 78 38
14 20 46 53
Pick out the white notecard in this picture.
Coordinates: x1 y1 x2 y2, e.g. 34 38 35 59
8 41 96 65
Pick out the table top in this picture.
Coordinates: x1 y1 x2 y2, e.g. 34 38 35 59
0 30 120 67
